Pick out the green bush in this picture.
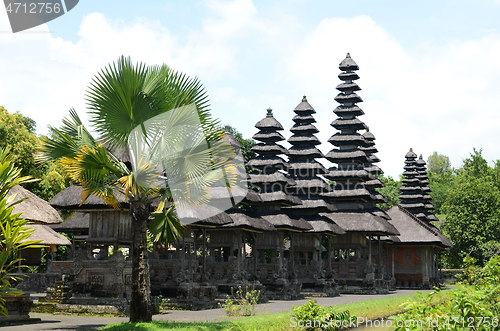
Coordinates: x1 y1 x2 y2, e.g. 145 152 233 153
394 256 500 330
291 299 356 330
219 285 261 317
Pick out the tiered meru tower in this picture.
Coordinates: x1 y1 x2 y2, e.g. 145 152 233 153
399 150 438 222
321 53 399 293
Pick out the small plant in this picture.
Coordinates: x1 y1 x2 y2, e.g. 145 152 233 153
291 299 356 331
153 295 170 314
219 285 261 317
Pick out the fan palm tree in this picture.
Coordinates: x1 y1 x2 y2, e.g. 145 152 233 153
38 56 236 322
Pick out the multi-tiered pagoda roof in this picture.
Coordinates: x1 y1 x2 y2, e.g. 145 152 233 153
399 148 426 219
247 109 311 231
284 97 344 235
321 53 398 236
415 155 438 222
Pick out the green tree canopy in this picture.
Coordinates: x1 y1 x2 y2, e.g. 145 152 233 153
375 175 402 211
427 151 451 174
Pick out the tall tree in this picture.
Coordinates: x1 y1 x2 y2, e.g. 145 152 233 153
427 151 451 174
38 56 234 322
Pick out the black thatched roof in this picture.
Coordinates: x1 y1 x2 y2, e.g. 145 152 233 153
288 135 321 145
9 185 63 224
339 53 359 71
326 150 370 163
363 131 375 140
320 212 399 235
24 224 71 245
327 133 367 145
222 126 242 150
336 82 361 92
222 210 276 231
261 213 312 231
334 93 363 104
405 148 417 158
50 212 89 232
177 205 234 226
322 188 374 199
292 115 316 123
289 178 332 191
249 173 295 186
293 96 316 113
50 185 128 210
288 146 324 158
364 165 384 175
386 205 451 248
288 161 328 174
284 196 335 211
331 118 367 131
338 71 359 81
255 109 284 130
247 156 288 169
251 144 288 155
290 124 319 134
325 169 374 180
252 131 286 142
259 192 302 205
307 216 346 235
334 105 364 116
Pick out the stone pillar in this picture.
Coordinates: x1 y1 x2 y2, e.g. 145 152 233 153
327 236 333 278
290 233 295 278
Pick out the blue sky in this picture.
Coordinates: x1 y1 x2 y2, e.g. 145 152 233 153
2 0 500 177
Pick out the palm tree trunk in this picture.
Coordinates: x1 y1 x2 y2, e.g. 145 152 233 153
129 201 152 322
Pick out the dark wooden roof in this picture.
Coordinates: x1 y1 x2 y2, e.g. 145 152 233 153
335 93 363 104
251 144 288 155
10 185 63 224
252 131 285 142
288 161 328 174
247 156 288 169
288 135 321 145
325 169 374 180
339 53 359 71
338 71 359 81
386 205 451 248
405 148 417 158
259 192 302 205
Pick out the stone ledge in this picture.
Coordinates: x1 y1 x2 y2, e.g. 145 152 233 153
31 302 126 315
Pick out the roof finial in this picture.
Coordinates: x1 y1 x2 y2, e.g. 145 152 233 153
419 154 423 159
266 108 273 117
409 148 413 152
225 125 231 133
302 95 307 102
346 52 351 58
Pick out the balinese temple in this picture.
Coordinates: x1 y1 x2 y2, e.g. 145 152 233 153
399 149 427 220
415 155 439 222
23 53 453 309
247 108 311 298
386 150 452 288
284 97 345 295
321 53 399 293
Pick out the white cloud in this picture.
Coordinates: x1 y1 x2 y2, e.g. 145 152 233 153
281 15 500 177
2 1 500 178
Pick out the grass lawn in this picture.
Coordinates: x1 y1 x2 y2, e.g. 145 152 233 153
102 289 454 331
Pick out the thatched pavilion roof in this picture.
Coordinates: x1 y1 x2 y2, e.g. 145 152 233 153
320 212 399 236
386 205 451 248
24 224 71 245
50 185 128 210
50 212 89 232
9 185 63 224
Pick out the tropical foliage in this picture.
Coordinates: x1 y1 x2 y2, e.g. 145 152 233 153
37 56 235 322
394 256 500 330
0 147 40 317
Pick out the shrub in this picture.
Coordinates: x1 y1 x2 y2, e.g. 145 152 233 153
219 285 260 317
291 299 356 330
